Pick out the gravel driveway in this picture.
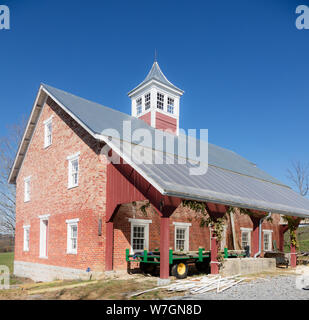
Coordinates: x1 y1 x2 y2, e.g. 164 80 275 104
168 275 309 300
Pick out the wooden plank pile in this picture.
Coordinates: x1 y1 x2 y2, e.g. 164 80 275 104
166 274 245 294
129 274 245 298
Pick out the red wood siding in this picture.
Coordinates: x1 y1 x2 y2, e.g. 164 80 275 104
155 112 177 133
138 112 151 126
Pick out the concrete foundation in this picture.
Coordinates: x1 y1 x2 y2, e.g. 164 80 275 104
14 260 104 282
157 278 171 286
220 258 276 276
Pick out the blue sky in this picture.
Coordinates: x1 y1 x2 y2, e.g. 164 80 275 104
0 0 308 189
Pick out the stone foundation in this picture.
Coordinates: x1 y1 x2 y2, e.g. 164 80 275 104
220 258 276 276
14 260 104 282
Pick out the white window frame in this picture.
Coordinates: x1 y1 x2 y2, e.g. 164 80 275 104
39 214 50 258
167 97 174 114
263 229 273 252
240 227 252 252
67 152 80 189
66 218 79 254
173 222 191 252
43 116 53 148
136 97 142 115
129 218 152 254
24 176 31 202
145 93 151 110
23 225 30 252
157 92 164 110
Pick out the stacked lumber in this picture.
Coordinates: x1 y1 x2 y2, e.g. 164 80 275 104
129 274 245 297
166 274 245 294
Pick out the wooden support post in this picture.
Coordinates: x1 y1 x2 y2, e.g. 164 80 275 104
105 221 114 271
291 243 297 268
251 217 260 257
160 214 170 280
210 231 219 274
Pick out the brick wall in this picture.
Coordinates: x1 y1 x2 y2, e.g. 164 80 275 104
15 97 107 272
113 201 281 270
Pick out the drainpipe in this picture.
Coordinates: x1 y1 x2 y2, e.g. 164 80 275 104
254 212 272 258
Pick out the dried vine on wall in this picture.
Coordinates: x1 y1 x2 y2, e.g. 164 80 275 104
283 216 301 248
227 206 273 223
182 200 227 242
132 201 154 217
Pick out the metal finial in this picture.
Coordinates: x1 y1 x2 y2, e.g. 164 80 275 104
154 49 157 62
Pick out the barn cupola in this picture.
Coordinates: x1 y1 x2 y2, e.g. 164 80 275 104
128 60 184 135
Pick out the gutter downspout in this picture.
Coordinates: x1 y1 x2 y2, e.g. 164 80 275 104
229 210 237 250
254 212 272 258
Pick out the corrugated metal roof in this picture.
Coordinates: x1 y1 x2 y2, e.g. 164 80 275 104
109 141 309 217
41 84 284 186
128 61 184 95
9 83 309 218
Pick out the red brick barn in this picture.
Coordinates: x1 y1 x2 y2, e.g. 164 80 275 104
8 62 309 282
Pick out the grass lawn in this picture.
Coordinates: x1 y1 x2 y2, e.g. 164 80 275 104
0 252 14 273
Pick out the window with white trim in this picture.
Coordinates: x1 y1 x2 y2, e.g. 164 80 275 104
39 215 49 258
24 177 31 202
263 230 272 252
44 117 53 148
157 92 164 110
145 93 151 110
136 97 142 115
174 222 191 252
129 219 152 253
23 225 30 252
66 219 79 254
67 153 80 189
241 228 252 251
167 97 174 114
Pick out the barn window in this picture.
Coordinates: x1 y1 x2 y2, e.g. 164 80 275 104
23 225 30 252
167 97 174 114
66 218 79 254
24 176 31 202
145 93 151 110
136 97 142 115
263 230 273 252
173 222 191 252
44 116 53 148
157 92 164 110
67 152 80 189
240 228 252 252
129 219 152 254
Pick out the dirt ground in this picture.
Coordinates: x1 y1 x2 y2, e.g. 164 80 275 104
0 266 307 300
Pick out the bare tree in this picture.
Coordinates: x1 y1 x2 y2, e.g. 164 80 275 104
287 161 309 197
0 118 25 235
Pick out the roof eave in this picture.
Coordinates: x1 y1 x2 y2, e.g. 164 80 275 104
128 79 184 97
163 190 309 218
8 85 48 184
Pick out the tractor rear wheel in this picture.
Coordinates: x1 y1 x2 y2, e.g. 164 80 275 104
171 262 189 279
